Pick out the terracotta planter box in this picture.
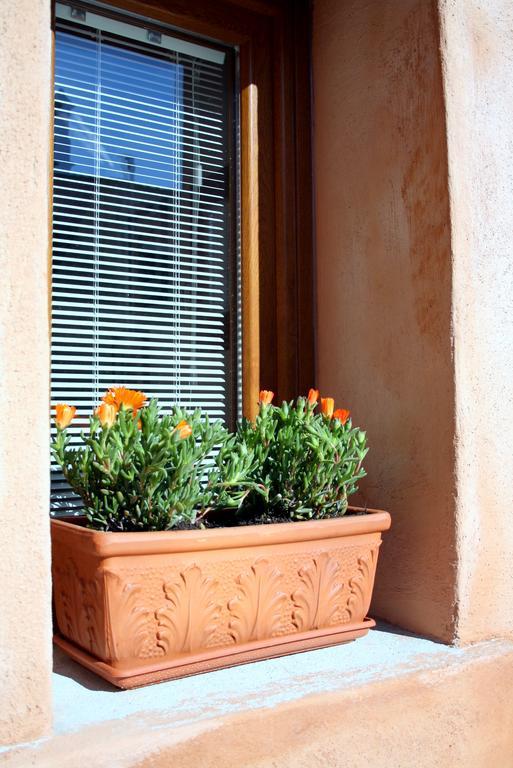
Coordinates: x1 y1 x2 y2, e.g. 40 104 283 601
51 507 391 688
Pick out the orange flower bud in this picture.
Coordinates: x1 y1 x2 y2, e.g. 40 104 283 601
55 404 77 430
320 397 335 418
307 388 319 406
95 402 117 428
175 419 192 440
259 390 274 405
333 408 350 424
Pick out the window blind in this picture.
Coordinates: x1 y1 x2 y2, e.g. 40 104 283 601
51 3 239 514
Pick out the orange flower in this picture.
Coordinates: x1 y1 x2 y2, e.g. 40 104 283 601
307 388 319 406
102 386 147 414
320 397 334 418
55 403 77 429
95 402 117 428
174 419 192 440
333 408 350 424
259 390 274 405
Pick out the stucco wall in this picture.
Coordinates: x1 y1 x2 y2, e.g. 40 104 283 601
439 0 513 643
313 0 457 640
0 0 53 745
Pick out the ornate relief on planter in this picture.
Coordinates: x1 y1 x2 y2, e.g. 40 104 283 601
292 553 345 631
228 559 287 643
156 565 221 654
53 556 104 658
51 507 390 688
341 546 381 624
103 572 153 661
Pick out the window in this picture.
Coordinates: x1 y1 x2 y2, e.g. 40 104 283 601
51 2 238 512
50 0 315 514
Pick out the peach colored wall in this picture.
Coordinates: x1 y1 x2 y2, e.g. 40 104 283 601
313 0 457 641
439 0 513 643
0 0 53 745
133 643 513 768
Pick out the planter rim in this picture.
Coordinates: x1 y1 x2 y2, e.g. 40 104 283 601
51 506 391 557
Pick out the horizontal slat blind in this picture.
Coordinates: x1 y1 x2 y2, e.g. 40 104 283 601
51 6 238 514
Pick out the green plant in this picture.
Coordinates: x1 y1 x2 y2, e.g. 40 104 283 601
202 434 267 517
235 390 368 520
52 388 262 531
52 386 368 531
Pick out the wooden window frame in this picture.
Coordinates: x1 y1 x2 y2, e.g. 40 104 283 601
52 0 315 419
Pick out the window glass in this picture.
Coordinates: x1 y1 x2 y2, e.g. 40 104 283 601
51 10 238 513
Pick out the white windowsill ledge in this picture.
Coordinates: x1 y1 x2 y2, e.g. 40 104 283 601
3 624 513 767
53 624 459 733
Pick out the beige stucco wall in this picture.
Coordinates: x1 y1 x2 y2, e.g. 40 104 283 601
439 0 513 643
314 0 513 645
0 0 53 745
313 0 457 641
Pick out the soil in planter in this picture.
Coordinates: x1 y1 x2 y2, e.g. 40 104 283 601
192 505 371 530
180 508 291 529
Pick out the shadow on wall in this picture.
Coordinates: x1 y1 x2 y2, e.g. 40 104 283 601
313 0 456 642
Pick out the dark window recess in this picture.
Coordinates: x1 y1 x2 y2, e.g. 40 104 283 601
51 6 238 514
